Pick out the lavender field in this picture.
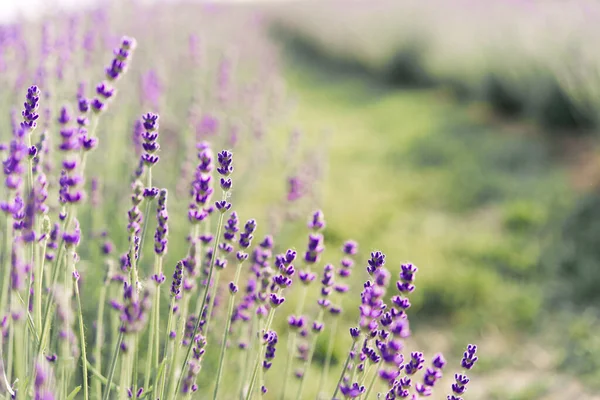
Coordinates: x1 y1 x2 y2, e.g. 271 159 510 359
0 0 599 399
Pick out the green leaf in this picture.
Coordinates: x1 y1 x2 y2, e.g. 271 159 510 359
66 386 81 400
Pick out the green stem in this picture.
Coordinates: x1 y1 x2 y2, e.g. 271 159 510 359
35 238 48 336
239 315 257 400
73 262 89 400
102 328 124 400
93 278 108 400
166 290 191 399
281 284 310 399
362 364 381 400
86 359 120 391
296 309 324 400
213 260 245 400
173 193 228 396
0 216 13 319
332 340 357 400
317 317 339 399
37 210 74 356
157 297 176 400
245 300 280 400
137 167 153 265
154 257 162 368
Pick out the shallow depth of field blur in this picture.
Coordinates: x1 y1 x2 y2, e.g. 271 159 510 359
2 0 600 399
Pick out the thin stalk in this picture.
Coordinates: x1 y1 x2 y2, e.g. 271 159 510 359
132 335 139 398
137 167 153 264
244 303 279 400
34 237 48 336
156 297 176 400
0 217 13 318
73 263 89 400
93 280 108 400
332 340 357 400
317 317 339 399
281 283 310 399
173 194 227 396
295 309 324 400
86 359 119 391
203 270 221 330
166 290 191 400
13 296 26 394
143 293 156 392
37 210 74 356
362 364 381 400
6 316 14 382
238 315 257 399
154 257 162 368
118 338 131 400
213 260 245 399
102 328 124 400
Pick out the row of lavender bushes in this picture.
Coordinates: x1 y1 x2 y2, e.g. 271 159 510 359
0 1 479 399
268 0 600 132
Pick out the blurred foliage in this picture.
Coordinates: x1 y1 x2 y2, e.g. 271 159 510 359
541 191 600 305
267 0 600 134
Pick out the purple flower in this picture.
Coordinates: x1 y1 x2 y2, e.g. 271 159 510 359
216 150 233 177
239 219 257 249
140 113 160 167
154 189 168 255
21 85 41 131
339 382 365 398
367 251 386 275
170 260 184 298
308 209 325 231
461 344 478 370
405 352 425 375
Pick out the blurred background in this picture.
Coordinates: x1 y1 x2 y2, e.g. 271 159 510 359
3 0 600 398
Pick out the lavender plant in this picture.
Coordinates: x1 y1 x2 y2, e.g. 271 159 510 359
0 3 479 400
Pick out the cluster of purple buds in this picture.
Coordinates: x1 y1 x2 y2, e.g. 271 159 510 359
21 85 40 132
113 283 152 335
303 210 326 264
239 219 257 249
170 260 184 298
216 150 233 191
338 240 357 279
59 169 84 205
154 189 168 256
45 223 60 261
339 382 366 398
261 330 278 394
63 218 81 249
251 236 275 318
317 263 334 310
140 113 160 168
92 36 136 113
2 133 27 192
447 345 478 400
188 142 213 223
367 250 386 276
58 106 79 152
219 211 239 257
76 84 90 127
182 334 207 394
397 263 417 294
414 354 446 396
358 264 389 335
128 181 144 237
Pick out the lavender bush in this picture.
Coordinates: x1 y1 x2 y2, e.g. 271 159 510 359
0 1 479 399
